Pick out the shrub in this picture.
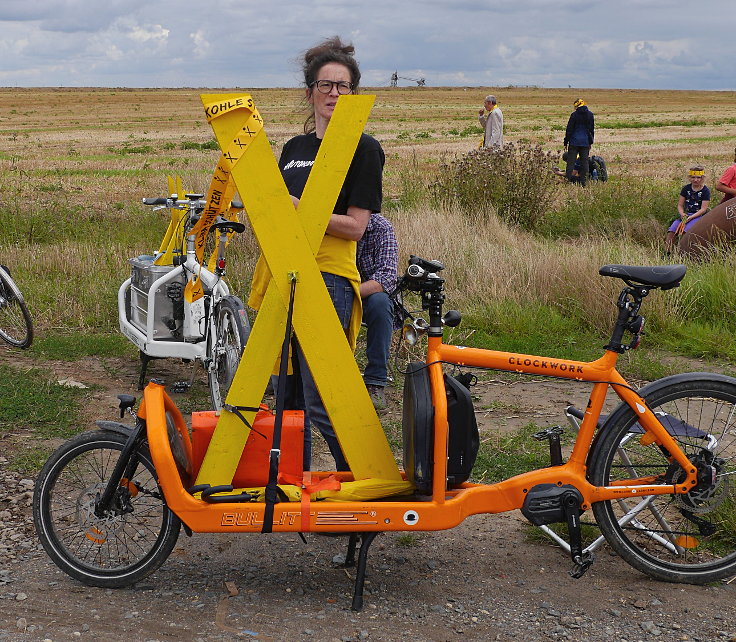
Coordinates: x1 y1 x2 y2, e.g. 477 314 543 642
431 143 558 231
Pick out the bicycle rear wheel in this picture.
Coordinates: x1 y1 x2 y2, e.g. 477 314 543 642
591 377 736 584
0 265 33 348
33 430 181 587
208 295 250 410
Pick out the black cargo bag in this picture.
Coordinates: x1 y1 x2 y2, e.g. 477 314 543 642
402 362 480 494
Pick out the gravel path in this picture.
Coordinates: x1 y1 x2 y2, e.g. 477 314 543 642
1 354 735 641
2 462 735 642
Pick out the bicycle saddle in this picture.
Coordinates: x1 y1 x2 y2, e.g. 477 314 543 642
211 218 246 234
599 264 686 290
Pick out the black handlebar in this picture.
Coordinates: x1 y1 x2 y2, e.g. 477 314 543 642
395 255 445 293
142 196 244 211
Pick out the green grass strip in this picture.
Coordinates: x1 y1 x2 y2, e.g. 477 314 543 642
0 363 87 439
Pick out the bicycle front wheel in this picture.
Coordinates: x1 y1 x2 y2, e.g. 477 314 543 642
0 265 33 348
33 430 181 587
591 377 736 584
209 295 250 410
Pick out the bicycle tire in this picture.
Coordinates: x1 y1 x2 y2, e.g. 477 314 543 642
33 430 181 587
208 295 250 410
0 265 33 349
591 377 736 584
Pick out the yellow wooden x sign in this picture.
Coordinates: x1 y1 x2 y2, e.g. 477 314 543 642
195 94 401 483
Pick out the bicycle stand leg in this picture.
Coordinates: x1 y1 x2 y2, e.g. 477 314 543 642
351 532 379 612
138 351 155 389
344 533 358 568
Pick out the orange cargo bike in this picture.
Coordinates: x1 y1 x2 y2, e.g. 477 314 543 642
33 256 736 610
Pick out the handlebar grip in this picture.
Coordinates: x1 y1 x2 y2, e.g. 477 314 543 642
142 197 168 206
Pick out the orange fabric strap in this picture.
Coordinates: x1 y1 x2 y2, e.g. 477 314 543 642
276 472 343 531
300 472 312 532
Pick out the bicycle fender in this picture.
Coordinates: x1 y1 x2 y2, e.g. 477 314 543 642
586 372 736 473
95 420 135 436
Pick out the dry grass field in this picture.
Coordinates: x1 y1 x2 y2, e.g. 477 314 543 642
2 86 736 203
1 86 736 338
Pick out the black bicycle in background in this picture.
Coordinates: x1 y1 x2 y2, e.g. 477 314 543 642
0 264 33 349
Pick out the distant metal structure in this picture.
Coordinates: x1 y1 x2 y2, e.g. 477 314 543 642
390 71 426 87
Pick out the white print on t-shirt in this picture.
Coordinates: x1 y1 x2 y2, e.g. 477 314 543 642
282 159 315 170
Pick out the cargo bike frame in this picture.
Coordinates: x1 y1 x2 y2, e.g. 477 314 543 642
33 255 736 610
118 192 250 410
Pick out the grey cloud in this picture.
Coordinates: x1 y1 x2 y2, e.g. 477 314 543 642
0 0 149 33
0 0 733 89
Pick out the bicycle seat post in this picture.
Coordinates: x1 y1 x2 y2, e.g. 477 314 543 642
604 285 646 354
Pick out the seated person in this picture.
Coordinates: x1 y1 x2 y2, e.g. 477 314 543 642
356 212 399 410
665 165 710 253
715 148 736 204
552 152 605 181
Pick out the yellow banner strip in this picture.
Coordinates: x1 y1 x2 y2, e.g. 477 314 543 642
189 96 263 266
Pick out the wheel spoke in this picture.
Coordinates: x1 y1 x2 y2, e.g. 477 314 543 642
209 296 249 410
592 380 736 582
34 432 180 585
0 267 33 348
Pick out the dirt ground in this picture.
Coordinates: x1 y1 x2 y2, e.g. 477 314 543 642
1 349 735 642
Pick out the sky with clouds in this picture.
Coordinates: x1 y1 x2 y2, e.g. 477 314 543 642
0 0 733 90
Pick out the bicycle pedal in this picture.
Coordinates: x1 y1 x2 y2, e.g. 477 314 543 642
569 552 594 579
532 426 564 441
170 381 191 393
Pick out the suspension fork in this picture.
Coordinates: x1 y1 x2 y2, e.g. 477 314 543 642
94 418 148 516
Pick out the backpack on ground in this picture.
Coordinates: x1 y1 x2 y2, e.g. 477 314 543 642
590 155 608 182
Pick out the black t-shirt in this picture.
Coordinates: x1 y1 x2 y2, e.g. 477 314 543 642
279 132 385 214
679 184 710 214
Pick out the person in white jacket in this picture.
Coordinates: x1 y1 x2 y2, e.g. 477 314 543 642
478 95 504 148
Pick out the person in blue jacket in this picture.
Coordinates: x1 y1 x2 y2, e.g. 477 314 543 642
563 99 595 186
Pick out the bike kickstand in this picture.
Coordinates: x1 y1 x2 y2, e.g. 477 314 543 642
138 351 156 390
351 532 379 612
344 533 359 568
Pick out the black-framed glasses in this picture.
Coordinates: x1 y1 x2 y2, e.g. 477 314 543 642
310 80 353 95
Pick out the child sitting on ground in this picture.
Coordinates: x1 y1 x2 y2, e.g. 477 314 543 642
665 165 710 253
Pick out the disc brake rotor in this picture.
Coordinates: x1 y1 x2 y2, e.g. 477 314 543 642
667 453 729 514
75 485 126 541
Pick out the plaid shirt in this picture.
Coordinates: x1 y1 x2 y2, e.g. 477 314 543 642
356 213 398 294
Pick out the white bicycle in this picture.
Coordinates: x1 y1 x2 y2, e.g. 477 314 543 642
118 194 250 410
